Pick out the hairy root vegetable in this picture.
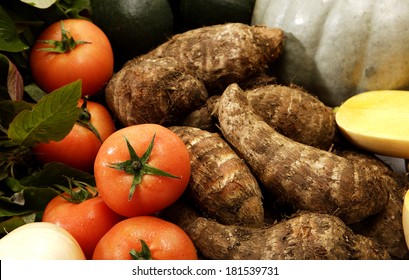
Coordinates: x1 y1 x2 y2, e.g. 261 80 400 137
182 95 220 132
183 212 390 260
244 84 336 150
170 126 264 227
217 83 390 224
105 56 208 126
347 167 409 259
184 84 336 150
141 23 283 94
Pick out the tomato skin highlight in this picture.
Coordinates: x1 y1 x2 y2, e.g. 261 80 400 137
92 216 198 260
94 124 191 217
30 19 114 97
42 190 124 259
32 99 116 172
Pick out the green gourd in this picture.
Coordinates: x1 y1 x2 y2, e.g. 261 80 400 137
252 0 409 106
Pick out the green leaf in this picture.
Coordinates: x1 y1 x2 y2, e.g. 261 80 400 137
19 162 95 187
0 6 29 52
0 100 33 129
24 83 47 102
19 0 57 9
56 0 91 18
0 213 37 234
7 80 81 147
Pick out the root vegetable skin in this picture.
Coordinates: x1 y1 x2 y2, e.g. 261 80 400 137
142 23 283 94
170 126 264 227
185 213 390 260
217 84 390 224
105 56 208 127
245 84 336 150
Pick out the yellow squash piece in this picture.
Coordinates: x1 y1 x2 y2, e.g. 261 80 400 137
403 190 409 250
335 90 409 158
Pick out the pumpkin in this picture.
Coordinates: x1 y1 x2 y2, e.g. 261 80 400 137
252 0 409 107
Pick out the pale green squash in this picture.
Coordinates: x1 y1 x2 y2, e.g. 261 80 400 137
252 0 409 106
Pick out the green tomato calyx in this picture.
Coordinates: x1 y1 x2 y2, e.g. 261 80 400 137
37 21 91 53
53 176 98 204
76 98 102 142
130 239 152 260
108 134 180 201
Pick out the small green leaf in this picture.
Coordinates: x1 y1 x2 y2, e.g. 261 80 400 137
0 100 33 129
0 213 37 234
19 162 95 187
0 6 29 52
24 83 47 102
7 80 81 147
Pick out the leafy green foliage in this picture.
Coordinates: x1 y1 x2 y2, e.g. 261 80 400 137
0 5 29 53
8 80 81 146
0 0 93 235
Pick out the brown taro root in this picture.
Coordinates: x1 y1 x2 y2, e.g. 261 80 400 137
105 56 208 127
182 95 220 132
184 212 390 260
170 126 264 227
141 23 283 94
184 84 336 150
217 84 390 224
334 150 409 258
245 84 336 150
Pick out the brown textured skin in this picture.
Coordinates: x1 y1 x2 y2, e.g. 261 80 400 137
142 23 283 94
217 84 390 224
182 95 220 132
335 150 409 258
105 56 208 127
170 126 264 227
184 213 390 260
245 84 336 150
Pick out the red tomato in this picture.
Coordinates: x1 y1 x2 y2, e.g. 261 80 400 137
94 124 191 217
30 19 114 97
92 216 198 260
42 187 124 259
32 99 116 172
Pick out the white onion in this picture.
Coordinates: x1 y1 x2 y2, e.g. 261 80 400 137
0 222 85 260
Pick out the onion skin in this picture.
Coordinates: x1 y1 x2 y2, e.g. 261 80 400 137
0 222 86 260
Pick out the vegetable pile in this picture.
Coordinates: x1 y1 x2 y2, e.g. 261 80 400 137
1 0 409 260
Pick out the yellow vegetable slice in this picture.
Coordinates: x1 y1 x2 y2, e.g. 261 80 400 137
335 90 409 158
403 190 409 251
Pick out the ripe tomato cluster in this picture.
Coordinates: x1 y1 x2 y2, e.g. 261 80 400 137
31 19 196 260
40 115 196 260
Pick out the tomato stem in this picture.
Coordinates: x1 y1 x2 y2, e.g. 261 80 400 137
76 98 102 142
129 239 152 260
108 134 180 201
52 176 98 204
37 21 91 53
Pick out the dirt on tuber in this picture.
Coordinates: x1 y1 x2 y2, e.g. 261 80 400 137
182 212 391 260
105 56 208 127
217 83 391 224
170 126 264 227
141 22 283 95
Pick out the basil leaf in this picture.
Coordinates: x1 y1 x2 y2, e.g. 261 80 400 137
0 99 33 129
7 80 81 147
24 83 47 102
20 162 95 187
0 6 29 53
